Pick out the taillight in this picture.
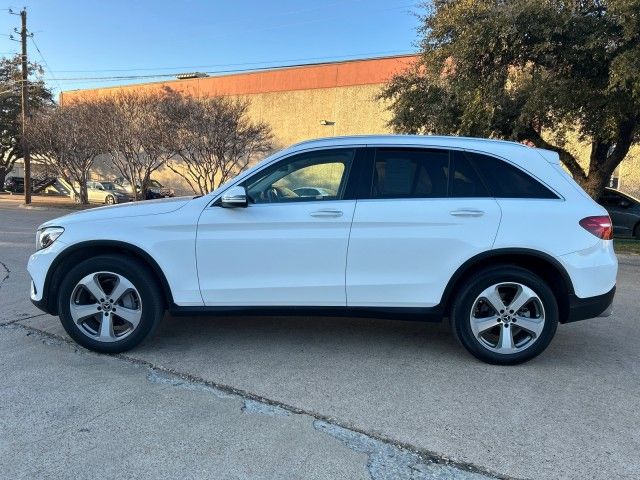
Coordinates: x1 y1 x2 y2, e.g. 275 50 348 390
579 216 613 240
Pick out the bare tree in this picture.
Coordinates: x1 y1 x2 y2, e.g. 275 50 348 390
96 91 176 200
166 96 273 195
29 102 102 204
0 56 54 188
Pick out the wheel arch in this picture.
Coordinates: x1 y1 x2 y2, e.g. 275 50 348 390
440 248 575 323
43 240 173 315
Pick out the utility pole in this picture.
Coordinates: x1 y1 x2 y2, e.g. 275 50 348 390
20 8 31 205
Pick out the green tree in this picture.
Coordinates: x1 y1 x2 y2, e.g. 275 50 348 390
380 0 640 197
0 55 54 189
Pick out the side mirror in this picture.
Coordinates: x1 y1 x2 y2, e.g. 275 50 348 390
220 186 248 208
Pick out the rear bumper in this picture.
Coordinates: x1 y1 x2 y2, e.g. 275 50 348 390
565 286 615 323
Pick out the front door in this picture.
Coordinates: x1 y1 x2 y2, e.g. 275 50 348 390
196 148 359 306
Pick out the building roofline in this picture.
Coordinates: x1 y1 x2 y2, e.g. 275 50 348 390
61 53 419 94
60 53 420 102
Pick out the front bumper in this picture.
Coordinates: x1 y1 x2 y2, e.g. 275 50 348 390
28 240 67 312
565 286 616 323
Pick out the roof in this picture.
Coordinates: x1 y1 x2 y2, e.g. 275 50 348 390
60 54 419 104
285 134 531 153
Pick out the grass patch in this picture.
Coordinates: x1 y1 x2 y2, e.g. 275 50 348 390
614 239 640 256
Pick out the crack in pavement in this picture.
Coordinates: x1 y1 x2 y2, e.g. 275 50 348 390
0 260 10 289
0 312 48 327
3 321 519 480
314 421 494 480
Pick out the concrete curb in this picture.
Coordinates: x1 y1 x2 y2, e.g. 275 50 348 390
17 203 50 211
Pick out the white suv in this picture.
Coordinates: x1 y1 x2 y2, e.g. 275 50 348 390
28 136 617 364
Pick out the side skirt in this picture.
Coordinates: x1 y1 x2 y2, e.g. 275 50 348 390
169 305 445 322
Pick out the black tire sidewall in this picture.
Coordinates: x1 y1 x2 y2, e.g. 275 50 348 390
106 195 114 204
452 267 558 365
57 255 164 353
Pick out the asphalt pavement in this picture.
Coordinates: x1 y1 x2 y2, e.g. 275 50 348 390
1 200 638 479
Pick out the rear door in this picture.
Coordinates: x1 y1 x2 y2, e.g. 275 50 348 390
346 147 502 308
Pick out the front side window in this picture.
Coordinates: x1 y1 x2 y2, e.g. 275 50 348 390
372 148 449 198
244 149 354 204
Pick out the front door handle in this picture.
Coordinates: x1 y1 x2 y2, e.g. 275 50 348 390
310 209 343 218
450 209 485 217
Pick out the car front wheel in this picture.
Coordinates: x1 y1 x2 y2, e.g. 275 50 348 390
451 266 558 365
57 255 164 353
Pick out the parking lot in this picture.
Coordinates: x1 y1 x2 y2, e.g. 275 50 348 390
1 200 639 479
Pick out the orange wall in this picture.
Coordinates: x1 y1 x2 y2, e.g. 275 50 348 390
59 54 418 104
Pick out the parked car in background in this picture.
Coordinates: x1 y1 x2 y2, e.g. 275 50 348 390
86 181 130 205
113 177 175 200
28 136 617 365
3 176 58 194
293 186 336 198
4 176 25 193
597 188 640 239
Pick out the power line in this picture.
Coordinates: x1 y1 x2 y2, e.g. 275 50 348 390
40 52 417 84
50 50 415 74
29 36 62 91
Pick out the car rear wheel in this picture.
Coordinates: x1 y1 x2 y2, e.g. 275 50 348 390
57 255 164 353
451 266 558 365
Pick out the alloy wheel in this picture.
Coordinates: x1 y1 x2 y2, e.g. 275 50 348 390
69 271 142 343
469 282 545 354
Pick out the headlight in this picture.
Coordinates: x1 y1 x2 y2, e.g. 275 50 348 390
36 227 64 250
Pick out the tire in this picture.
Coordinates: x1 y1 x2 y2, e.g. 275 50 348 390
105 195 115 205
451 266 558 365
57 254 164 353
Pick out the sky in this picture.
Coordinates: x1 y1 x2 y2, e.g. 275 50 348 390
0 0 422 95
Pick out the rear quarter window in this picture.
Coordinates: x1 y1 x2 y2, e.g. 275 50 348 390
466 152 558 199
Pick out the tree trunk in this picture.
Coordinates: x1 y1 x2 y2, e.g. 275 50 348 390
581 169 610 199
80 182 89 204
0 168 6 191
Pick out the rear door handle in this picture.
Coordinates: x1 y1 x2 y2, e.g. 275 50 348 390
310 209 343 218
450 209 485 217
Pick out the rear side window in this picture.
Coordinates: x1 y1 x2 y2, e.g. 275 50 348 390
450 151 490 197
372 149 449 198
466 152 558 199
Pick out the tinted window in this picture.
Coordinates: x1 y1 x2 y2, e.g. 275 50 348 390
598 191 635 209
372 149 449 198
244 149 354 204
466 152 558 199
450 151 489 197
